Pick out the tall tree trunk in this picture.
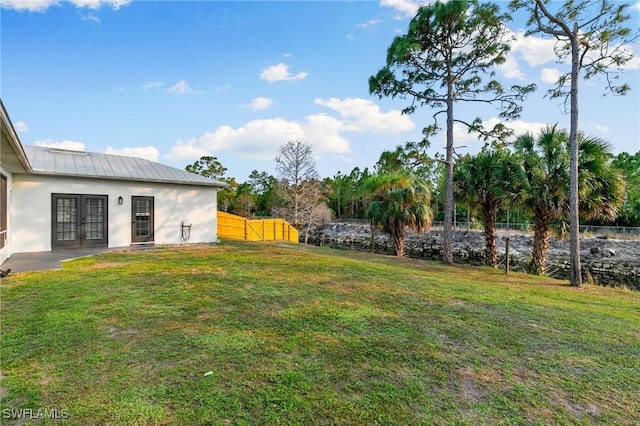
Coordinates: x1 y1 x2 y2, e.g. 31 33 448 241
304 220 312 245
482 198 498 268
394 235 405 258
393 222 405 257
293 188 300 229
443 87 455 264
569 24 582 287
530 209 553 275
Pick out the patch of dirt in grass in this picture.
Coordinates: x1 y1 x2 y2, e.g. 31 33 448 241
182 267 223 275
521 405 556 424
547 390 604 421
475 367 504 385
249 329 286 349
37 376 52 386
559 397 601 419
85 261 130 270
519 320 560 334
504 367 539 388
196 311 221 321
99 325 139 339
457 367 488 401
309 331 342 348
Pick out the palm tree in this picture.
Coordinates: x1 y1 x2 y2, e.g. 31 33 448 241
514 125 625 275
454 147 526 267
367 173 433 257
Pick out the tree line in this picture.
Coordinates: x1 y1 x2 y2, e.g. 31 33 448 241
186 138 637 275
186 0 638 287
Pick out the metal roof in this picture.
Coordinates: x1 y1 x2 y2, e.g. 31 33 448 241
23 145 226 188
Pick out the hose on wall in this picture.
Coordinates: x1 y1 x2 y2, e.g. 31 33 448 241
180 220 192 242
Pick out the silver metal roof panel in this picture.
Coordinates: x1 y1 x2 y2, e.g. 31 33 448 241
23 145 226 188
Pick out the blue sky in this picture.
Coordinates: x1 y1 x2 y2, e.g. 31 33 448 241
2 0 639 181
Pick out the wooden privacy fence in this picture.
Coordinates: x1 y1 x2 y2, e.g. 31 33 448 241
217 211 299 243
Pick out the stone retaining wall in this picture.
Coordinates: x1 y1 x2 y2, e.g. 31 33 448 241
306 223 640 290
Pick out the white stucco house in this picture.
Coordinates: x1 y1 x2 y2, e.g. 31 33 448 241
0 99 226 265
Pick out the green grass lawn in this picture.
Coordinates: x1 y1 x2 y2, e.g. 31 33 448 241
1 241 639 425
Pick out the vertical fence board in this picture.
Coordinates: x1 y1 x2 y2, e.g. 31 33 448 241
217 212 298 243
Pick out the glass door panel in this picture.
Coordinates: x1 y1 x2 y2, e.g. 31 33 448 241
131 196 154 243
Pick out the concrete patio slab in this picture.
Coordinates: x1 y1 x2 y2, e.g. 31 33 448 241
0 247 123 274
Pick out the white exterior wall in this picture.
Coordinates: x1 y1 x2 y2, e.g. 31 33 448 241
0 164 12 263
10 173 218 254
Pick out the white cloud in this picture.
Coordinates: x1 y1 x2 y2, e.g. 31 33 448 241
441 118 549 152
499 55 527 80
260 63 308 83
142 81 164 90
104 146 159 162
540 67 562 84
169 118 305 161
633 1 640 12
167 80 195 95
303 114 352 156
168 97 413 163
624 54 640 70
501 28 560 80
314 97 414 134
380 0 423 18
70 0 130 9
35 140 86 151
357 19 382 28
216 84 231 93
618 44 640 70
1 0 58 12
245 97 273 111
167 80 190 94
81 12 100 23
489 118 549 141
166 140 212 161
14 121 28 132
169 115 352 162
503 27 640 81
589 124 611 134
509 29 558 67
1 0 130 11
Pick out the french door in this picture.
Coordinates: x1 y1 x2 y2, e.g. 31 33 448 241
52 194 108 249
131 196 154 243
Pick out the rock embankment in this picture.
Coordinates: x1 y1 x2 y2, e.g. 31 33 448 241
306 223 640 290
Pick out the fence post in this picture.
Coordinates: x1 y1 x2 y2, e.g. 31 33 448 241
505 237 510 275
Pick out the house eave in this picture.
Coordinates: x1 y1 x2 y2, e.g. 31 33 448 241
0 99 33 173
25 170 227 188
